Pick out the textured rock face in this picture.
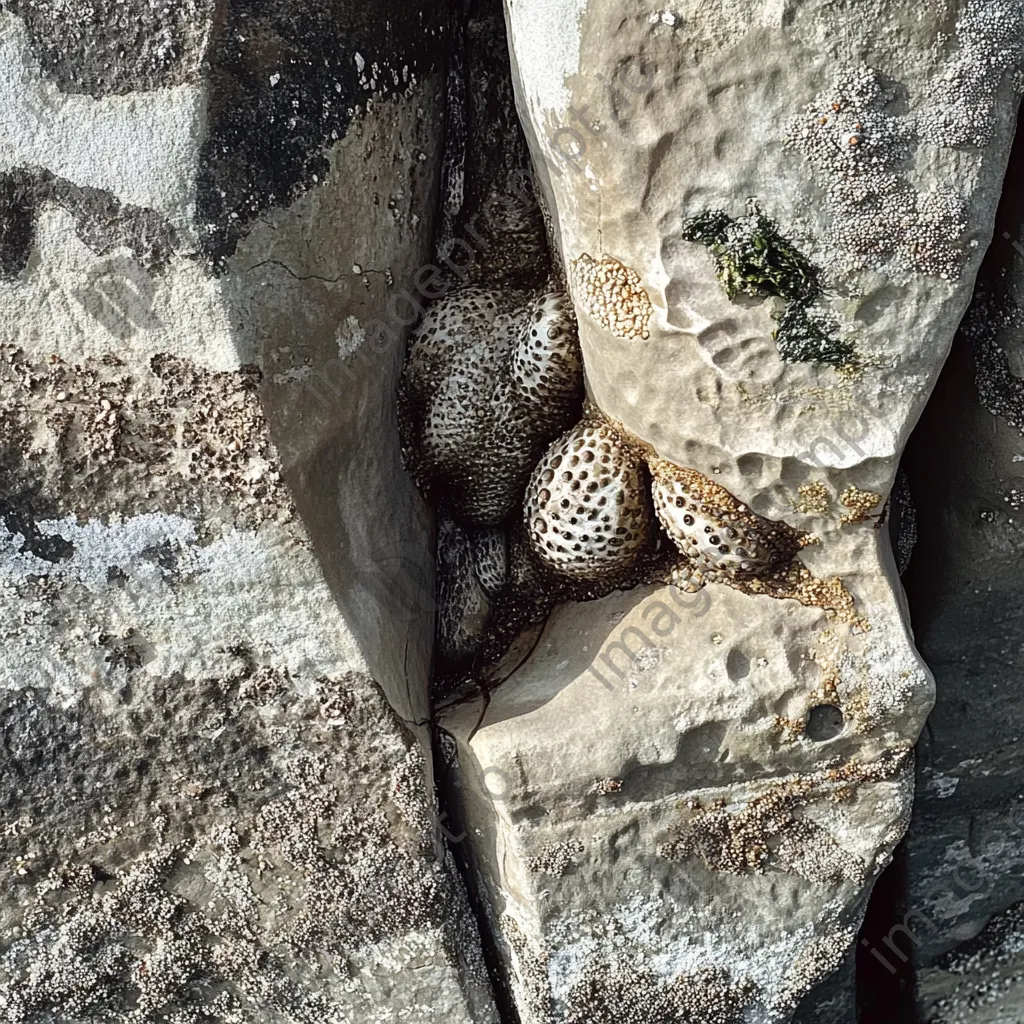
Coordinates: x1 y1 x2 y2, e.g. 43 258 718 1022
899 125 1024 1021
0 3 498 1021
433 2 1023 1021
5 0 1024 1019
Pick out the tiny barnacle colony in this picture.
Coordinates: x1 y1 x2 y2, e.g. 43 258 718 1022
570 253 654 340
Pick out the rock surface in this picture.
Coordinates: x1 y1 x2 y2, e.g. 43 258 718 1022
435 2 1024 1021
0 2 498 1021
4 0 1024 1019
900 114 1024 1022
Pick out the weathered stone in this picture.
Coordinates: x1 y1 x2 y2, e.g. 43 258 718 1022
436 2 1024 1020
5 0 1024 1016
792 954 856 1024
0 2 498 1020
916 900 1024 1022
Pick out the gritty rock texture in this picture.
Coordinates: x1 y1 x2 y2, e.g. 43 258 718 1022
917 900 1024 1023
0 1 498 1020
790 954 857 1024
900 118 1024 1021
5 0 214 95
433 1 1024 1021
0 669 490 1023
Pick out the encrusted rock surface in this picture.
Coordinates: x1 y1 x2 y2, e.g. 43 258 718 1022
5 0 1024 1019
0 3 497 1021
900 121 1024 1022
434 2 1024 1021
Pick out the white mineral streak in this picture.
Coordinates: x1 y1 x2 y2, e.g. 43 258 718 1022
0 208 242 371
0 513 362 703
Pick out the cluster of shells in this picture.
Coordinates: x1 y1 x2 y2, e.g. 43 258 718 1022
523 413 800 592
570 253 653 340
398 284 804 678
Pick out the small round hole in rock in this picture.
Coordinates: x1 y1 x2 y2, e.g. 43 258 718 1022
806 704 844 741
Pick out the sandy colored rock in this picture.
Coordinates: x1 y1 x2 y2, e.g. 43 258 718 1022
434 1 1024 1020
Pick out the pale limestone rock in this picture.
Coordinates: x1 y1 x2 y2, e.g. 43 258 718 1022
435 2 1024 1020
0 3 496 1021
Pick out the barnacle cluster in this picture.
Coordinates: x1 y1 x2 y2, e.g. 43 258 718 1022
563 967 754 1024
839 486 883 525
920 0 1024 149
0 345 294 534
780 930 859 1015
786 66 969 280
649 457 802 587
519 409 864 632
927 901 1024 1022
526 839 585 875
399 284 587 681
681 202 853 366
741 561 867 630
962 287 1024 432
888 469 917 576
569 253 653 340
794 481 831 516
402 282 860 687
412 394 858 683
660 780 842 880
436 518 495 667
658 749 909 883
500 916 555 1024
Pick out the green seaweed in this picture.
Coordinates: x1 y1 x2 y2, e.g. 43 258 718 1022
682 201 851 366
772 300 854 366
681 206 819 303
